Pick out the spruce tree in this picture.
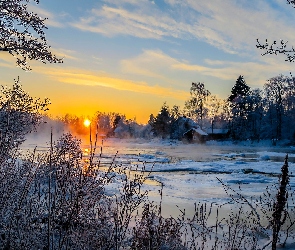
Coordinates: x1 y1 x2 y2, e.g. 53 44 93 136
228 75 250 102
228 75 251 140
152 103 171 138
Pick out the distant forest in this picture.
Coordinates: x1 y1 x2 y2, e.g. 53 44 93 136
150 74 295 142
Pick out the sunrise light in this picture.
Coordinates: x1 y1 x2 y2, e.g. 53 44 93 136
84 119 91 127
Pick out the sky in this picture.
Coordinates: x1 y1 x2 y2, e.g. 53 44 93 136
1 0 295 123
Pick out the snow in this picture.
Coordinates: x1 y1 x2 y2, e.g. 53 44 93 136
21 138 295 205
80 138 295 206
22 137 294 196
184 127 208 136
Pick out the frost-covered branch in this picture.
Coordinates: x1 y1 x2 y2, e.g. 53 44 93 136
287 0 295 8
256 0 295 62
0 0 62 70
256 39 295 62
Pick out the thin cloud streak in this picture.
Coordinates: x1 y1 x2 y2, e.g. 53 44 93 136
34 66 189 101
52 48 79 61
71 5 186 40
120 49 294 88
70 0 295 55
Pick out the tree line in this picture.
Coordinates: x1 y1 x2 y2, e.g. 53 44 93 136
149 74 295 143
38 73 295 143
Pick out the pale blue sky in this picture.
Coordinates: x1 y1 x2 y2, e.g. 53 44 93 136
1 0 295 123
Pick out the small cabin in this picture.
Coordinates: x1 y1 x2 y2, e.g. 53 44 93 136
183 128 208 143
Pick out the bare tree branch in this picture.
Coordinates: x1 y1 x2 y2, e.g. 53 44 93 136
0 0 62 70
256 39 295 62
287 0 295 8
256 0 295 62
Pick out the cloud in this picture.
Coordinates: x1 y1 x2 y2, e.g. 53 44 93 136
176 57 294 88
0 45 78 69
92 56 103 65
178 0 295 53
0 52 17 63
71 4 185 40
70 0 295 55
174 57 293 86
0 61 14 69
34 66 189 101
120 49 294 90
121 50 180 79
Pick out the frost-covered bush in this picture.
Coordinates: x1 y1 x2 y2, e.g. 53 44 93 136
0 78 49 163
0 132 186 249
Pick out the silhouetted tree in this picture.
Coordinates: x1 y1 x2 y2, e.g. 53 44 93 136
0 77 50 162
61 114 89 136
228 76 251 140
148 114 155 126
94 111 112 135
228 75 250 103
207 95 221 133
170 105 181 120
246 89 264 141
0 0 62 70
151 103 172 138
113 115 121 128
263 75 289 140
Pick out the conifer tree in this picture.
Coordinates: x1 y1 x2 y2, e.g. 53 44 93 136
151 103 171 138
228 76 251 140
228 75 250 102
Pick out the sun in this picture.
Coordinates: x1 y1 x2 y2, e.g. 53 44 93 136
84 119 91 127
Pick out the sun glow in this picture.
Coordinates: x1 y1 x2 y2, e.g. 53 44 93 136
84 119 91 127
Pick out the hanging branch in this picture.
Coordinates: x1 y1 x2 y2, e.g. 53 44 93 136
0 0 62 70
287 0 295 8
256 39 295 63
256 0 295 62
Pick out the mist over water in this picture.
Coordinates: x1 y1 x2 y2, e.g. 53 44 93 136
20 120 295 218
22 118 92 150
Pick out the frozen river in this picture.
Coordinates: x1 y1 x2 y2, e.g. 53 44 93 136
22 136 295 217
21 136 295 248
80 138 295 217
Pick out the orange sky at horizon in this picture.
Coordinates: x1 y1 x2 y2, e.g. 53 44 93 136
5 65 188 124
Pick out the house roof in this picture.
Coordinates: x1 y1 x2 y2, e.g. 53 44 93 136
184 128 208 136
176 117 199 128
